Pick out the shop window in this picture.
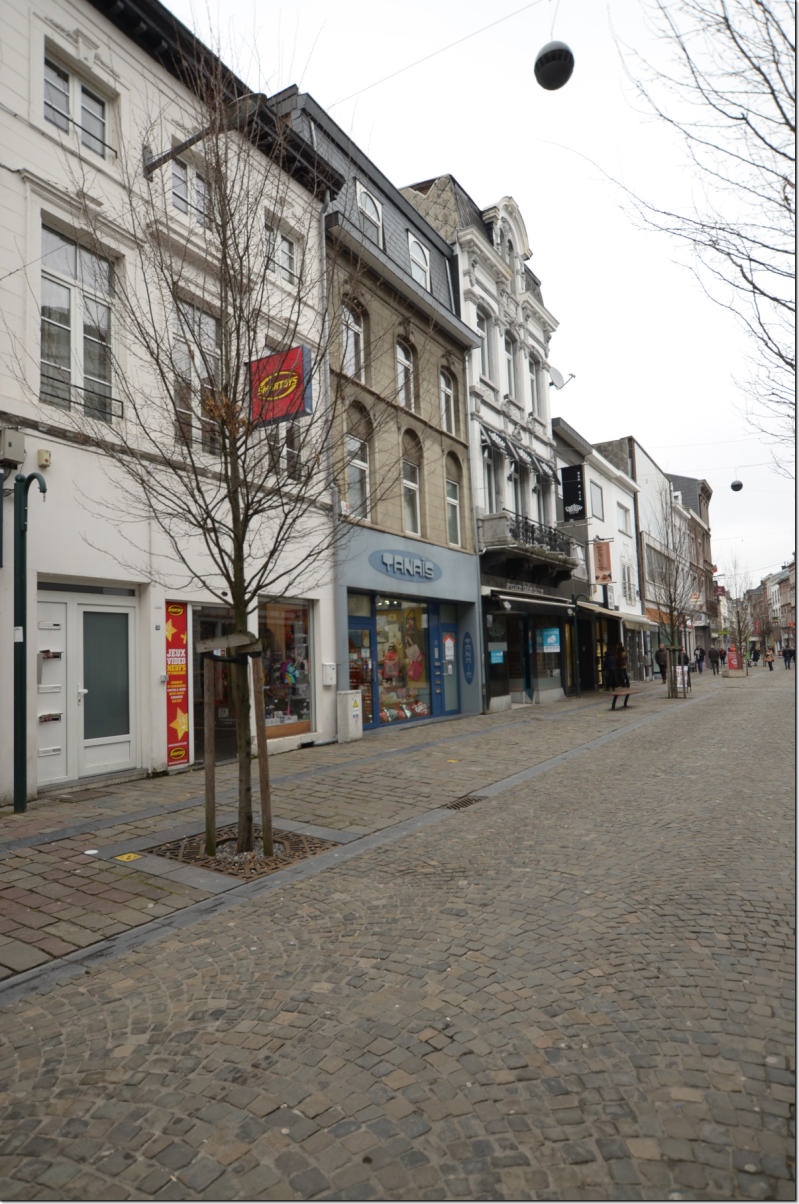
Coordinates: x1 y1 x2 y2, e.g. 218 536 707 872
376 598 430 723
258 601 312 733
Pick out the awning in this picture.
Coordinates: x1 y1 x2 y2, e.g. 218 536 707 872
621 615 659 630
576 600 623 621
480 424 512 456
489 592 574 613
480 424 559 482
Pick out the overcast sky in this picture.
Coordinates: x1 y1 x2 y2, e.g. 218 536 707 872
163 0 795 585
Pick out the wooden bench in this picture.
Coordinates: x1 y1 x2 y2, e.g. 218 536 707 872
610 688 635 710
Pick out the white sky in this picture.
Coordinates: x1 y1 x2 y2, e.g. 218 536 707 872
163 0 795 585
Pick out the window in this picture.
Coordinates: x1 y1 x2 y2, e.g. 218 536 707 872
172 160 210 226
285 421 301 481
342 304 365 381
44 57 108 158
40 226 115 421
408 236 430 289
617 502 632 535
508 464 524 516
504 332 517 399
396 340 416 410
402 432 423 536
265 226 298 283
356 183 382 245
440 369 456 434
483 446 497 513
622 562 635 604
445 456 462 546
528 354 540 416
346 434 369 519
173 300 221 452
590 480 604 520
476 308 492 379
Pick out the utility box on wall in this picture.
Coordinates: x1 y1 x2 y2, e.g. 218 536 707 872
336 690 363 743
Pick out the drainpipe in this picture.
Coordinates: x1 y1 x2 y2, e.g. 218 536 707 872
13 472 47 813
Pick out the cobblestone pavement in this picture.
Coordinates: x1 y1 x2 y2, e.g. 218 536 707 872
0 670 794 1201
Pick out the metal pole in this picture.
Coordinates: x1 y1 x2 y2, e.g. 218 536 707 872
13 472 47 813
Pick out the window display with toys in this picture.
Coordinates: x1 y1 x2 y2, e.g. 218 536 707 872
258 602 311 731
376 600 431 723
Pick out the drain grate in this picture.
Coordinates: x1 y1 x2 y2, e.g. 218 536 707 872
444 795 483 811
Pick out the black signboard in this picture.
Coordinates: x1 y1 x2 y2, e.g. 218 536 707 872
561 464 585 520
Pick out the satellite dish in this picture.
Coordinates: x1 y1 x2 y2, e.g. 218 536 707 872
534 41 575 91
549 366 565 389
731 480 743 491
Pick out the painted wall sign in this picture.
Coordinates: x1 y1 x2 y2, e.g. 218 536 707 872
165 601 190 765
462 632 475 684
250 346 313 425
368 550 443 582
593 540 612 584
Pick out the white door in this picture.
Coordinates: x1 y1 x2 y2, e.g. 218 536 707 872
37 594 137 785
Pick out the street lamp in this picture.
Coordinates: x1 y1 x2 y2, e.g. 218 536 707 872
142 92 264 178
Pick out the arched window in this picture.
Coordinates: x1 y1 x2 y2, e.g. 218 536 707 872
396 339 417 411
402 430 423 536
346 402 372 520
439 368 457 434
445 453 463 546
342 303 365 381
408 235 430 289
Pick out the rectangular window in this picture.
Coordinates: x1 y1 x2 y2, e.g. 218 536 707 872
173 301 221 452
44 58 107 158
346 434 369 519
590 480 604 520
483 451 497 512
396 342 415 410
172 160 189 213
622 563 635 603
617 502 631 534
265 226 297 282
528 355 540 416
40 226 115 421
402 460 420 535
342 306 364 380
504 333 516 399
446 479 461 545
440 370 455 434
476 310 491 380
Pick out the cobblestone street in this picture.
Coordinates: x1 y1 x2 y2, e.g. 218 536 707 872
0 669 794 1201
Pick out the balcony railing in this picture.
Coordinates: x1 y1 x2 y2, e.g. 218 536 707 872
479 510 578 561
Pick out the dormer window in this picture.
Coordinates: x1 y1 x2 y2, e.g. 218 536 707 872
408 236 430 289
356 183 382 246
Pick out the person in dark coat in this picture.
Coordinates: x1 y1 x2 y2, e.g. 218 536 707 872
603 646 617 691
615 643 630 688
707 646 720 675
654 644 667 684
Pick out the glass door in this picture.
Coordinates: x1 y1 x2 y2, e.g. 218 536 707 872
79 607 135 776
348 620 377 728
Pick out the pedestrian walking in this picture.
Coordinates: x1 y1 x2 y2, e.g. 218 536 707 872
765 647 775 671
654 644 667 684
708 646 720 675
615 643 630 688
603 646 617 691
782 647 792 669
695 646 705 674
751 647 760 666
719 647 727 666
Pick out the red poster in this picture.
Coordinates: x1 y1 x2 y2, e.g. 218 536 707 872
165 602 190 765
250 346 312 425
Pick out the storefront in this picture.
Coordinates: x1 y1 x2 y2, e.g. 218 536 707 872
337 530 482 730
191 598 315 761
482 590 574 707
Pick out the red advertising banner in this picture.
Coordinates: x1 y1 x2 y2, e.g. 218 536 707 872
593 540 612 584
250 346 312 426
165 602 190 766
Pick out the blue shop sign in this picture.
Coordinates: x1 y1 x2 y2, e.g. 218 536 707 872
369 549 443 583
462 632 475 684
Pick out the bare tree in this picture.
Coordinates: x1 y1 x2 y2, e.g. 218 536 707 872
646 487 698 696
629 0 795 466
31 61 405 854
724 557 755 668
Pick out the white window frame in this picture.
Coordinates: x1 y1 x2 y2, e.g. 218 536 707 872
265 226 298 283
356 183 383 246
483 447 497 513
173 300 222 454
528 354 540 417
504 332 517 400
590 480 605 520
402 459 421 535
44 56 108 158
440 369 456 434
622 562 635 604
346 432 370 520
446 477 461 546
40 226 115 422
476 309 492 380
396 340 416 411
172 159 210 226
342 305 365 381
408 235 430 289
617 502 632 535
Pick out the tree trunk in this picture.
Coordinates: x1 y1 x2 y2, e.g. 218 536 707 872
233 657 253 852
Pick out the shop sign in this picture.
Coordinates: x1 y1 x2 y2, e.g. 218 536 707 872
165 602 190 765
250 346 313 425
369 550 442 582
490 649 504 664
536 626 561 653
593 540 612 584
462 632 475 684
561 464 585 519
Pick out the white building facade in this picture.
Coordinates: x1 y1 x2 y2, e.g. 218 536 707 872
0 0 343 807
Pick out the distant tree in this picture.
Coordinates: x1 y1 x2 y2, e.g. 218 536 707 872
631 0 795 468
725 558 755 670
646 486 697 696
